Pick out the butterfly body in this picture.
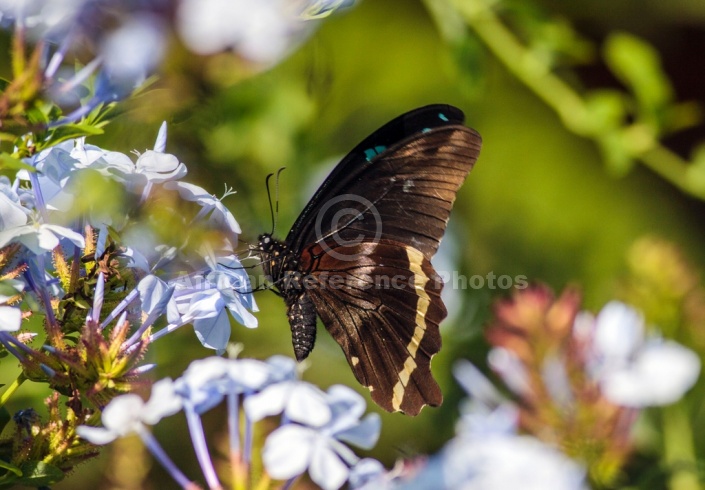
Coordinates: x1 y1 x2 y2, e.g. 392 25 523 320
259 233 318 361
259 105 482 415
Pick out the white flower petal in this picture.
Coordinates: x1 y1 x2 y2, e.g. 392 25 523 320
453 359 505 407
601 340 701 407
244 383 291 421
348 458 386 489
443 435 586 490
101 394 145 435
154 122 168 152
310 443 349 490
135 151 186 183
143 378 183 423
35 226 61 251
0 191 28 229
42 224 85 248
593 301 643 362
0 306 22 331
335 413 380 450
76 425 118 445
286 383 331 427
137 275 170 315
488 347 531 397
263 424 315 479
194 307 231 352
226 359 271 391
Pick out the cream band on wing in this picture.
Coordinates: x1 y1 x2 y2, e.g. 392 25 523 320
392 246 432 411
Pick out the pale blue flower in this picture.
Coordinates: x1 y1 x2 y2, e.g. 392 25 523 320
347 458 387 490
135 151 187 184
175 357 231 414
582 301 701 407
137 274 172 317
174 356 271 415
164 257 257 353
0 223 84 255
0 306 22 332
262 384 381 490
245 377 330 427
400 366 586 490
19 141 78 213
76 377 192 488
428 432 587 490
164 181 240 241
487 346 531 398
76 377 182 444
100 15 166 81
0 177 30 229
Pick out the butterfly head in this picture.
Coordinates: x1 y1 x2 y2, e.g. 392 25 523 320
257 233 290 282
258 233 275 254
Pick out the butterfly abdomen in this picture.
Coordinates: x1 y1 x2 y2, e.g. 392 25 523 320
259 233 319 361
285 292 318 361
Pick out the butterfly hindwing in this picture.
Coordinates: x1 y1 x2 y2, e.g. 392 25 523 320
300 240 445 415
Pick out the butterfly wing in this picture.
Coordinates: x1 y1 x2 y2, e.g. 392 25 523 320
286 105 481 259
300 240 446 415
277 105 481 414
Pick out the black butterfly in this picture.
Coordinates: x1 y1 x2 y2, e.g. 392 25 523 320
258 105 482 415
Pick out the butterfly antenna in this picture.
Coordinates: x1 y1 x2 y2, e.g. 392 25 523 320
265 172 276 235
273 167 286 235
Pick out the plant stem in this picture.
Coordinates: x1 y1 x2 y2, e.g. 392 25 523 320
0 374 25 408
662 402 699 490
424 0 705 200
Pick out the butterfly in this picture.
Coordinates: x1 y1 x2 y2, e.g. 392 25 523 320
258 105 482 415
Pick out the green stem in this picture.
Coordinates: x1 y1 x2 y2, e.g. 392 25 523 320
0 374 26 409
424 0 705 200
662 402 700 490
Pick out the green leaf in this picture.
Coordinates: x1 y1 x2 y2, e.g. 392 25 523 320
38 123 104 150
0 459 22 477
25 106 49 126
15 461 64 486
604 32 673 124
0 153 34 172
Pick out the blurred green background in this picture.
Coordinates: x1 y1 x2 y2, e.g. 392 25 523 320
3 0 705 487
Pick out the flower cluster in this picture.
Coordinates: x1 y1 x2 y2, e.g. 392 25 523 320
0 0 355 134
78 355 381 490
0 123 257 485
481 285 700 485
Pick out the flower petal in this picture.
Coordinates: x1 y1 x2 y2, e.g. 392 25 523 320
143 378 183 423
601 340 701 407
593 301 644 362
0 306 22 331
194 307 231 352
76 426 119 445
335 413 380 450
101 394 145 435
244 383 291 422
286 383 331 427
263 424 315 480
310 443 349 490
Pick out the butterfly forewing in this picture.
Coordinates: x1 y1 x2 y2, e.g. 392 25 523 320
287 105 479 256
